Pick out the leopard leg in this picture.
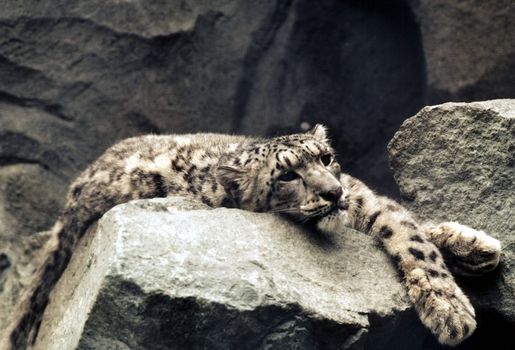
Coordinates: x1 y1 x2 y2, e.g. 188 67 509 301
423 222 501 276
334 174 477 346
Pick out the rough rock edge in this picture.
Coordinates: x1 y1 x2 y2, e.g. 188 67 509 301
29 197 439 350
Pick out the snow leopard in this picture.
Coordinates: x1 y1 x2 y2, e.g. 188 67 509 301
1 125 501 349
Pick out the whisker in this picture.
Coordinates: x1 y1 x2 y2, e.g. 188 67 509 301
350 199 363 211
269 207 301 214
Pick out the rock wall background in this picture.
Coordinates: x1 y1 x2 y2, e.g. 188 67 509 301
0 1 514 348
1 0 513 238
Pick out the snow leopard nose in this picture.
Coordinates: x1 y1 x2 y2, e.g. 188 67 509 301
320 186 343 203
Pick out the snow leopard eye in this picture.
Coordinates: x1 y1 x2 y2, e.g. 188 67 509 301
278 171 300 182
320 154 333 166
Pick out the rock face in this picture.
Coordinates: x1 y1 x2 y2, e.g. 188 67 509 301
388 100 515 332
409 0 515 103
0 0 426 239
31 197 426 350
2 0 514 239
0 231 51 329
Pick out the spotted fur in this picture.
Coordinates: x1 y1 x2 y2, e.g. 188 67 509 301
2 125 344 350
317 174 502 346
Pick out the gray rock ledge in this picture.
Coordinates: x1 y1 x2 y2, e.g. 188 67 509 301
32 197 421 350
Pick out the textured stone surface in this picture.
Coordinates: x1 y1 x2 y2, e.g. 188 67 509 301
0 230 50 329
31 197 427 350
0 0 425 239
2 0 514 238
1 1 514 236
388 100 515 325
409 0 515 103
0 163 66 239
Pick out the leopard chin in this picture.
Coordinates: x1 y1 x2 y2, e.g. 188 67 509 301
316 207 351 234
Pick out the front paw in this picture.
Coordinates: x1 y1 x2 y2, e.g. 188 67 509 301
406 268 476 346
437 222 501 275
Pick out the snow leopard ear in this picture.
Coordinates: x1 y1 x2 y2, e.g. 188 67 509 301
309 124 328 141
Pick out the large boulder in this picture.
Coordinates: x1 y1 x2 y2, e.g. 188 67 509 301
18 195 514 349
29 197 427 350
388 100 515 326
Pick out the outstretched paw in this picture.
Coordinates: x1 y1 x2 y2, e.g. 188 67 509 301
406 268 476 346
426 222 501 276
